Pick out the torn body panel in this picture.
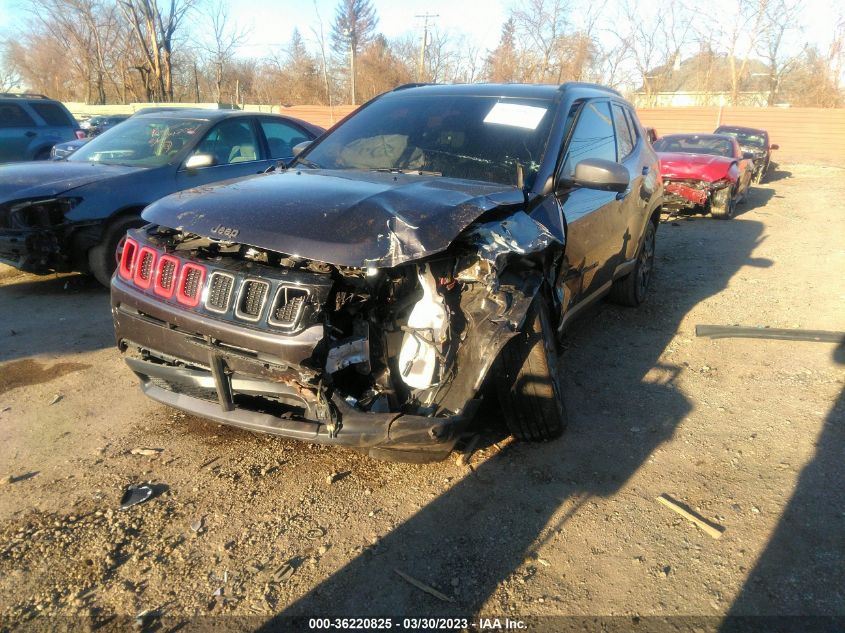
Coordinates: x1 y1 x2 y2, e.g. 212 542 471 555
140 169 528 268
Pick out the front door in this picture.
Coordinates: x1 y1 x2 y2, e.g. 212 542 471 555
176 117 273 189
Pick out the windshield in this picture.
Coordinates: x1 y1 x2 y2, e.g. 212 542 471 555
68 117 206 167
299 94 556 186
717 129 766 148
653 136 733 158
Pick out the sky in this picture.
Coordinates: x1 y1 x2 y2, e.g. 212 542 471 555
0 0 841 64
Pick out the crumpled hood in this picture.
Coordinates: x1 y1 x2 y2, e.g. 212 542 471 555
142 169 526 267
0 161 146 203
657 152 735 182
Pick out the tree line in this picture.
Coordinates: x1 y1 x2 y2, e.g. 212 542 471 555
1 0 843 108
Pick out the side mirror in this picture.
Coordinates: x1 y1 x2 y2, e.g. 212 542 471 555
742 151 755 160
569 158 630 193
770 143 779 150
292 141 312 157
184 153 216 170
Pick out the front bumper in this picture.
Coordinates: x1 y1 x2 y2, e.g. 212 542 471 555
0 227 64 273
112 277 470 462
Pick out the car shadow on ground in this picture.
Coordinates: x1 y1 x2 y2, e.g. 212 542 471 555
256 218 774 628
720 343 845 632
763 167 792 183
0 273 113 363
735 186 775 216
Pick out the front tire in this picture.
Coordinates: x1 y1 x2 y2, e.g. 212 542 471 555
495 292 567 441
88 215 145 287
710 187 734 219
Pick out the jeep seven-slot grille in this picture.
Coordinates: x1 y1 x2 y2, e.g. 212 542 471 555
159 260 176 290
138 251 154 280
269 287 308 328
182 267 203 298
205 272 234 313
236 280 269 321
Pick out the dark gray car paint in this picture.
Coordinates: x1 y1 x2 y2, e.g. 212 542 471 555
142 169 528 268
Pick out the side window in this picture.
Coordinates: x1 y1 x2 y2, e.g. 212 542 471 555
259 119 310 159
623 107 641 145
195 119 261 165
30 102 74 127
611 103 634 160
561 101 615 179
0 103 37 128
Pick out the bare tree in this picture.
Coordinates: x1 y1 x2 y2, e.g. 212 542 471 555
330 0 378 104
200 1 248 103
118 0 196 102
617 1 693 105
311 0 335 109
0 40 23 91
757 0 806 105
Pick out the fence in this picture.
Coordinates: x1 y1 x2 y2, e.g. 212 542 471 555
64 101 844 164
635 107 845 164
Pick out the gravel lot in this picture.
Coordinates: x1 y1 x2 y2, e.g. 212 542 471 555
1 163 843 631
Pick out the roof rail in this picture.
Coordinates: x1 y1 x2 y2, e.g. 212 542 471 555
391 83 433 92
0 92 52 100
558 82 622 97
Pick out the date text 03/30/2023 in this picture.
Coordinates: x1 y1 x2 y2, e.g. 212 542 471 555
307 618 527 630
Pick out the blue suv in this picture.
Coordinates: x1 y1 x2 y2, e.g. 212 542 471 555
0 94 81 162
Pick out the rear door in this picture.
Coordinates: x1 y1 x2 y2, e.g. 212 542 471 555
176 117 274 189
28 101 77 152
556 99 630 304
0 102 39 162
256 117 315 163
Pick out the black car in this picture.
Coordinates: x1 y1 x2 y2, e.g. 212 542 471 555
88 115 130 137
111 82 663 462
713 125 779 183
0 109 323 285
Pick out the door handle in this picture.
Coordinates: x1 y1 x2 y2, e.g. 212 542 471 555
25 131 37 137
642 166 649 175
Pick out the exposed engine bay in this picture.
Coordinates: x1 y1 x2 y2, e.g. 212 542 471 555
111 212 561 460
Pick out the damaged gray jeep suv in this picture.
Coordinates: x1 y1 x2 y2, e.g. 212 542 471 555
111 83 663 462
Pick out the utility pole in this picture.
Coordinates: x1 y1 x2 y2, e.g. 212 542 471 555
345 27 356 106
416 13 438 82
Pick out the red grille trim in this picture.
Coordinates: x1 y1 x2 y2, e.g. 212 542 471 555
133 246 158 289
176 262 206 307
118 237 139 280
153 254 180 299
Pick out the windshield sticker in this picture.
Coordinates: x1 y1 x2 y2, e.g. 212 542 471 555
483 103 548 130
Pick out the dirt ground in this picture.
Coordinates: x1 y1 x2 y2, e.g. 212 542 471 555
1 163 843 632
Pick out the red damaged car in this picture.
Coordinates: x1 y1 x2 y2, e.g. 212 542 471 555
653 133 753 219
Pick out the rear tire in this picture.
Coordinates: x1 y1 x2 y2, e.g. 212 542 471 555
710 187 734 219
88 215 145 287
495 292 567 441
609 219 657 307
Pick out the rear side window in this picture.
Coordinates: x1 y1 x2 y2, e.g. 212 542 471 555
623 107 641 144
561 100 615 178
611 103 634 159
30 102 74 126
259 119 311 159
0 103 36 128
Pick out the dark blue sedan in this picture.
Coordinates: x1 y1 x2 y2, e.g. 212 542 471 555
0 109 323 285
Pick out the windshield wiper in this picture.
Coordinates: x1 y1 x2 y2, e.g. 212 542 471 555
293 157 321 169
370 167 442 177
